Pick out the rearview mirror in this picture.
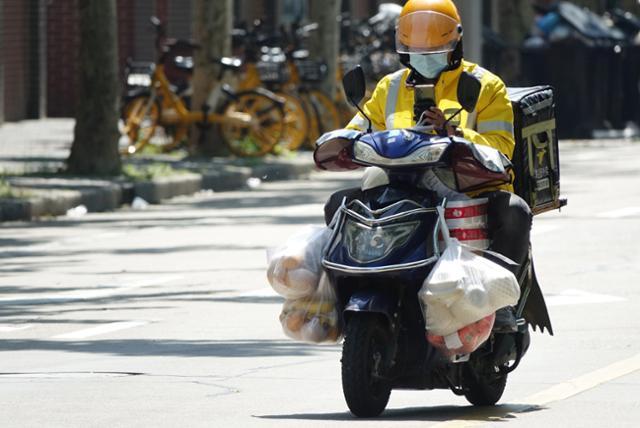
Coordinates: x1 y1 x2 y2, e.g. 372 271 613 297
457 71 481 112
342 65 366 107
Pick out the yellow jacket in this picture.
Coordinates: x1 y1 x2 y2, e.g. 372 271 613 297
347 60 515 194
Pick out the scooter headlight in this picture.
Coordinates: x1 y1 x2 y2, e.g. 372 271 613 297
353 141 447 166
344 220 419 263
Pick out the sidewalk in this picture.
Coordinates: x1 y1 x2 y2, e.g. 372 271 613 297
0 119 317 222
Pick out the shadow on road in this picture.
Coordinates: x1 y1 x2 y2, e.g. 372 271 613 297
256 403 544 423
0 338 339 358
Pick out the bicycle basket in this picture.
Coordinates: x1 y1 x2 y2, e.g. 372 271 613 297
257 61 290 84
295 59 328 83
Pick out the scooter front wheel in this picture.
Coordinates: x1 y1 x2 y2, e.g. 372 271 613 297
341 314 392 418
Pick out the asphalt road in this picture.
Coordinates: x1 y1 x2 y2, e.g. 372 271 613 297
1 140 639 427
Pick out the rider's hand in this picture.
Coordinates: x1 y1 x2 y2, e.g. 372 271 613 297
424 107 456 137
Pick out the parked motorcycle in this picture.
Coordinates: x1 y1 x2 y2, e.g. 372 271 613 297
314 66 553 417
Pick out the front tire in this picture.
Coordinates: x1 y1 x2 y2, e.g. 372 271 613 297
341 314 392 418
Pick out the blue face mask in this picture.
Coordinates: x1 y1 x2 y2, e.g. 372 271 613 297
409 53 450 79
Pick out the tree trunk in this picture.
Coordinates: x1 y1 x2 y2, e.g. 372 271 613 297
0 0 4 125
67 0 120 175
190 0 232 157
309 0 342 97
496 0 532 85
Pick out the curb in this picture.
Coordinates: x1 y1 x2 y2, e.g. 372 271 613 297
0 157 316 222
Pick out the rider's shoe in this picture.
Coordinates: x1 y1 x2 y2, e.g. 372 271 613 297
493 306 518 333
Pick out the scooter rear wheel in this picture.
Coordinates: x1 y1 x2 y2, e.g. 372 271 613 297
341 314 392 418
463 361 508 406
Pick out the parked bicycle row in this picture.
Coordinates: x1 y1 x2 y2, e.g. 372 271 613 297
120 9 401 157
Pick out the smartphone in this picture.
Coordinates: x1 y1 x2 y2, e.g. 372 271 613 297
414 84 436 123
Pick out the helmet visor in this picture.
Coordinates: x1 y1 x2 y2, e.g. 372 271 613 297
396 11 462 54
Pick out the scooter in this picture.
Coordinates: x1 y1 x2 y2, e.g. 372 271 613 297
314 66 553 418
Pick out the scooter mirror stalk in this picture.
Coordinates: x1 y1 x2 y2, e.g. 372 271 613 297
342 65 373 133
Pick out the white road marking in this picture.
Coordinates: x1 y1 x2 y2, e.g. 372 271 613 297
0 325 31 333
0 372 135 379
545 289 626 306
52 321 149 340
0 275 182 306
432 352 640 427
597 207 640 218
235 287 279 297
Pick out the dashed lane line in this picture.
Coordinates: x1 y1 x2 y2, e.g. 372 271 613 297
597 207 640 219
51 321 149 340
0 325 32 333
0 275 183 306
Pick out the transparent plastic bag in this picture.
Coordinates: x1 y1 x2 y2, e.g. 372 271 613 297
279 273 343 344
419 207 520 336
427 313 495 357
266 226 331 300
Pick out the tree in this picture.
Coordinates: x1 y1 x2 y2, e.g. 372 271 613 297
308 0 342 97
67 0 121 175
495 0 532 85
190 0 233 156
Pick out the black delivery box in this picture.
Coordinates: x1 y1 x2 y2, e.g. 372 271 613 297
508 86 565 215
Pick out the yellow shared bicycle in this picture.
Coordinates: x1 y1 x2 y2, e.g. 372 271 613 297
121 17 285 157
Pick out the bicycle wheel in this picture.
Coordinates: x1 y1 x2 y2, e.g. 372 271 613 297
275 92 309 152
300 93 321 149
120 95 161 155
220 92 285 157
307 90 341 147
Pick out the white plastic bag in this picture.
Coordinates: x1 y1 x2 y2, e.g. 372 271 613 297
419 207 520 337
266 226 331 300
279 273 343 344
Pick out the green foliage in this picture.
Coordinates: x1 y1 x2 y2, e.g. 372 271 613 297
122 163 188 182
0 177 28 199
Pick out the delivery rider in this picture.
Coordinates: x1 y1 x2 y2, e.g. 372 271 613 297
326 0 531 332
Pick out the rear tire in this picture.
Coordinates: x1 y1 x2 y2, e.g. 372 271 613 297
463 361 508 406
341 314 392 418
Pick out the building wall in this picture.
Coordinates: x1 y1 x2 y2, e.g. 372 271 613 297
46 0 78 118
3 0 30 121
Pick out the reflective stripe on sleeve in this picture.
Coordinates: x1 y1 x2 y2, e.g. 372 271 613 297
466 109 478 130
477 120 514 134
348 114 381 132
470 66 487 81
347 114 367 131
385 69 406 129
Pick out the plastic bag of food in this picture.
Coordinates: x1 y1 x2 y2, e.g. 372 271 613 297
427 313 495 357
419 207 520 336
279 273 342 344
267 226 331 300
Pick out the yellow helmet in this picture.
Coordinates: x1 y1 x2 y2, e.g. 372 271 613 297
396 0 463 54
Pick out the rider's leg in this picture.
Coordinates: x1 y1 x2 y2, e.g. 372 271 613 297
483 190 533 332
324 187 362 225
323 168 388 225
485 190 532 273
